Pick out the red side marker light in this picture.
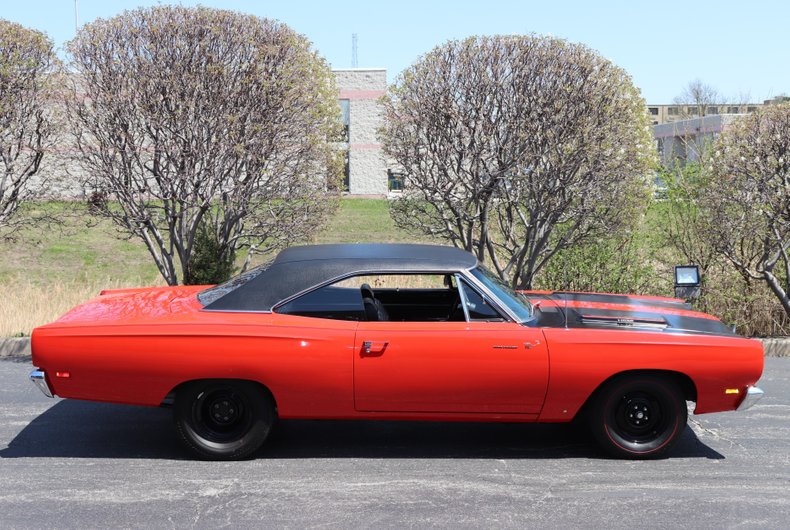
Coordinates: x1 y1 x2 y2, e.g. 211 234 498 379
55 371 71 378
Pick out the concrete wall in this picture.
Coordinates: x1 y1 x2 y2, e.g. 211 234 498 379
334 69 389 195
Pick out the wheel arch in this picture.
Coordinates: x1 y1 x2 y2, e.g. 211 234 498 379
160 378 278 414
576 369 697 420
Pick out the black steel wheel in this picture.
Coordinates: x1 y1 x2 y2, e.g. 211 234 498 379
174 380 274 460
589 375 687 459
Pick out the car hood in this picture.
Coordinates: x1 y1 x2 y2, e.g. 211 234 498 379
522 291 735 336
42 285 207 327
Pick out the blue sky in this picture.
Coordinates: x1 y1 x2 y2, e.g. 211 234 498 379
3 0 789 103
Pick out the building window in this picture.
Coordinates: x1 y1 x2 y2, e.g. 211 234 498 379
388 170 404 192
727 106 740 114
707 106 718 114
687 106 699 115
338 99 350 142
649 107 659 115
667 107 678 116
342 149 350 191
747 106 758 113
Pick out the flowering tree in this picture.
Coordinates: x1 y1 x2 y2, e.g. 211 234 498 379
66 6 342 285
705 104 790 317
0 19 57 231
381 35 654 288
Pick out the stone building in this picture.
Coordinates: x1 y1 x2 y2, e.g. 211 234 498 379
333 68 390 195
653 114 740 166
651 97 790 166
646 96 789 126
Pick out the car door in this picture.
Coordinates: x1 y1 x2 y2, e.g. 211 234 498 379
353 278 549 414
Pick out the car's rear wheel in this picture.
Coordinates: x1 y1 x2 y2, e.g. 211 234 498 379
589 375 687 459
174 380 275 460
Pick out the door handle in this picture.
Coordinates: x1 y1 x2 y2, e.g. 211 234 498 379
524 340 541 349
362 341 388 356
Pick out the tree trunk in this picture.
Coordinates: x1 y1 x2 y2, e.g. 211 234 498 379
764 271 790 320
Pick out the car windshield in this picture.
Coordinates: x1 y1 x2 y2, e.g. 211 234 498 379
469 266 533 322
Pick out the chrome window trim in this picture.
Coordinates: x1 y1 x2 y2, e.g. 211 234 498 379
270 269 464 315
458 268 524 323
454 274 473 322
199 308 273 314
455 273 510 322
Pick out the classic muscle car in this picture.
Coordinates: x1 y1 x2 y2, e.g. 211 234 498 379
29 243 764 460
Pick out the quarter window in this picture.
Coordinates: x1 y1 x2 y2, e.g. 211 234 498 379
276 283 364 321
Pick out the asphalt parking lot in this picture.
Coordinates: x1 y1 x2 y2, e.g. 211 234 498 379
1 356 789 529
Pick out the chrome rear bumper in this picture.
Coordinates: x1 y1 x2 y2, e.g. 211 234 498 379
736 386 764 411
29 370 54 398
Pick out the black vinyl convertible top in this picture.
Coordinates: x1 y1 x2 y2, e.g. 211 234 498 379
201 243 478 312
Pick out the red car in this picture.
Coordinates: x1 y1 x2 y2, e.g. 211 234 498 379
29 244 764 460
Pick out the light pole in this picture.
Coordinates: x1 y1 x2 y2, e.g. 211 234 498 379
74 0 79 34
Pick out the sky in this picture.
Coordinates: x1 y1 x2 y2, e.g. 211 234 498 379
2 0 789 103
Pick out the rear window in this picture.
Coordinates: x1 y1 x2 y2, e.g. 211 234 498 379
197 260 272 307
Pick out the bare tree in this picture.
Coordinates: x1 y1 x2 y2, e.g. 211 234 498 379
0 20 57 231
673 79 721 117
381 35 654 288
66 6 342 285
703 103 790 317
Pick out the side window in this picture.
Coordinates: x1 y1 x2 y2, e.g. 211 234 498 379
276 273 505 323
336 274 455 322
276 284 364 321
458 278 505 321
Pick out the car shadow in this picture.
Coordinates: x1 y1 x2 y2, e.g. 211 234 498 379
0 400 724 460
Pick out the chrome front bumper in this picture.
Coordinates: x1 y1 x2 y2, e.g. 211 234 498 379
29 370 54 398
736 386 764 411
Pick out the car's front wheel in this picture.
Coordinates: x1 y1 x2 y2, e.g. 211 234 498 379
174 380 275 460
588 375 687 459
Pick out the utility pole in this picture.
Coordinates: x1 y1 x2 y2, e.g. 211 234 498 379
74 0 79 34
351 33 358 68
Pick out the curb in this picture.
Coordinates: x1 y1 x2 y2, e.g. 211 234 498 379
758 338 790 358
0 337 30 359
1 336 789 360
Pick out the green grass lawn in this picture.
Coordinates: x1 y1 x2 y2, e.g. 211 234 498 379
318 198 415 244
0 198 425 289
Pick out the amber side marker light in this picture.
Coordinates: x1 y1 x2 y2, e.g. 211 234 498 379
725 388 740 394
55 372 71 378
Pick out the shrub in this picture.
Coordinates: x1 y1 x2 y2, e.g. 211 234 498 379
184 223 236 286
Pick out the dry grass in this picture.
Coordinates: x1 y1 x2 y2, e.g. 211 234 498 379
1 198 423 336
0 274 162 337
